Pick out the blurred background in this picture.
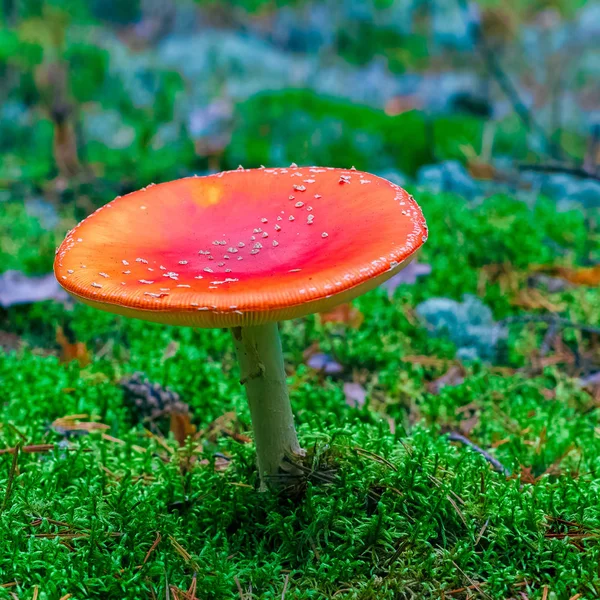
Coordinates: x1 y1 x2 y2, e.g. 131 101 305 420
0 0 599 339
1 3 600 595
2 0 599 345
1 0 599 218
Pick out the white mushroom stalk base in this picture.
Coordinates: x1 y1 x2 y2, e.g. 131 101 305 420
231 322 304 490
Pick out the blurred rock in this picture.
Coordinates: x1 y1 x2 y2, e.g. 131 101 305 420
90 0 140 24
0 271 69 308
405 72 482 114
25 197 59 230
158 32 308 99
151 122 181 150
316 59 399 107
416 294 506 361
188 99 233 157
576 1 600 40
269 3 335 52
521 172 600 209
431 0 480 50
528 274 570 294
375 169 410 188
188 99 233 139
381 261 432 298
306 353 343 374
0 100 31 128
82 109 136 150
344 382 367 408
418 160 479 199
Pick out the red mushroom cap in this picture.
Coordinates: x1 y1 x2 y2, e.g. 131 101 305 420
54 166 427 327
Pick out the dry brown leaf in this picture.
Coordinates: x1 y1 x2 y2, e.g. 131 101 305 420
510 288 566 312
162 341 180 361
490 437 510 448
199 455 231 472
401 355 457 368
56 327 91 367
427 364 466 395
0 331 23 353
478 263 524 297
518 465 540 484
553 265 600 287
386 416 396 434
169 412 196 446
52 415 109 433
459 414 480 436
530 264 600 287
467 159 496 180
319 303 364 329
384 94 421 116
541 388 557 400
199 411 251 444
579 372 600 407
0 444 54 455
529 341 576 372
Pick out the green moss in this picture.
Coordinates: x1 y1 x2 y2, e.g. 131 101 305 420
2 348 600 597
1 186 600 597
228 90 534 176
0 202 63 274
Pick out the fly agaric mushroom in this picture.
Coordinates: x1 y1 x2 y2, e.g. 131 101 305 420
54 166 427 489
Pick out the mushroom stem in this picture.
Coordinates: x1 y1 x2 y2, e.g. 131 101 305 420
231 323 304 490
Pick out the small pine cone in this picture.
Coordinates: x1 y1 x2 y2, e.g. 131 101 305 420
119 372 189 422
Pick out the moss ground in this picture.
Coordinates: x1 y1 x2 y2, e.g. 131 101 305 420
1 191 600 599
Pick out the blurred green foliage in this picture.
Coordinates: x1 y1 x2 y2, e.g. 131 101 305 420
336 23 429 73
228 90 531 176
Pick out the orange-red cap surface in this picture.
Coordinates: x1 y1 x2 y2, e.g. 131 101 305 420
54 166 427 327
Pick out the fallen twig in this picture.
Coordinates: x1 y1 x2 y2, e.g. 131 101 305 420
447 432 511 476
446 582 488 596
540 320 560 356
281 574 289 600
519 163 600 182
233 576 244 600
354 447 398 472
455 0 556 158
499 314 600 335
475 518 490 546
0 444 54 455
542 585 549 600
139 532 162 568
452 561 492 600
169 535 199 572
